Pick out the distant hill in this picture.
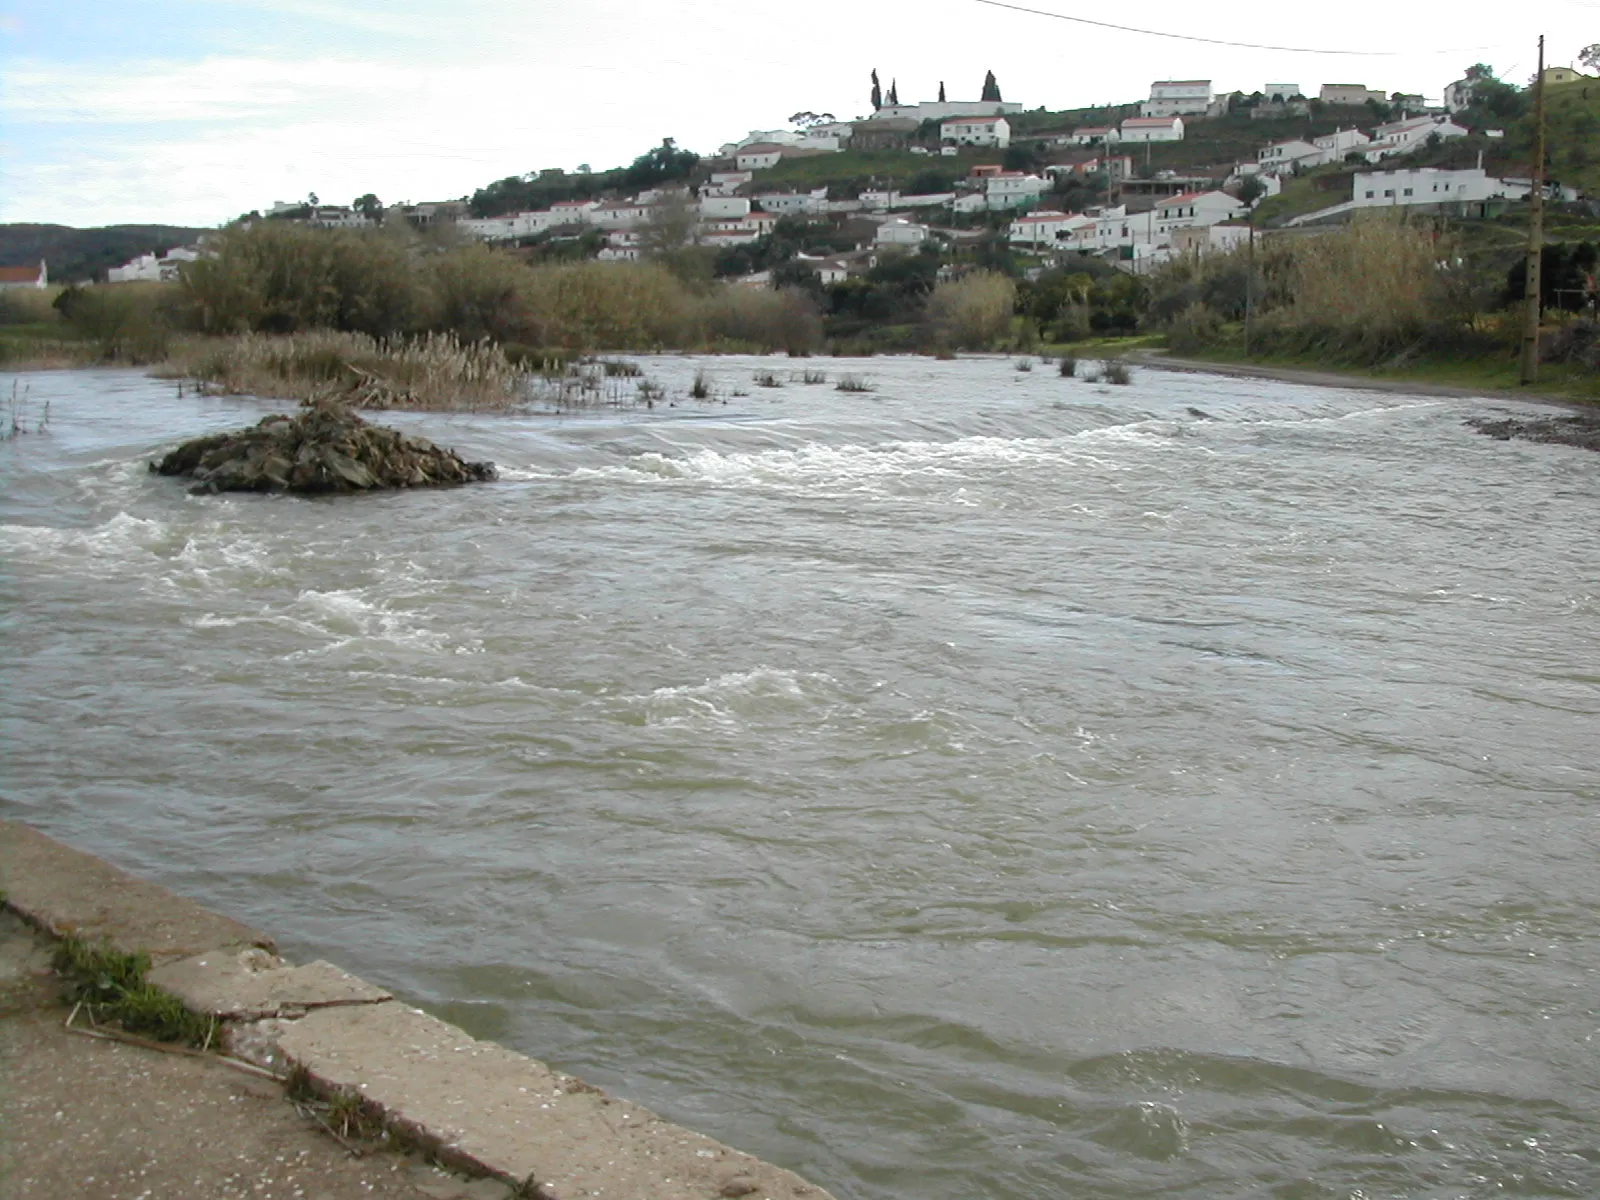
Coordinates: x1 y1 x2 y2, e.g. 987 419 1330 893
0 223 207 284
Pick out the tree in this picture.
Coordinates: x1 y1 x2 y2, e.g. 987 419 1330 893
639 193 697 264
887 79 900 106
938 81 946 103
790 111 836 129
1237 175 1266 206
981 71 1001 103
871 69 883 110
353 194 383 221
307 192 319 206
621 138 699 189
1582 44 1600 73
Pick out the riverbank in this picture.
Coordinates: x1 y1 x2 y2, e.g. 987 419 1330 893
1127 347 1600 407
0 820 833 1200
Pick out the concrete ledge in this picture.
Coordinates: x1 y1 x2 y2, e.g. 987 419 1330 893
0 820 835 1200
149 949 392 1019
0 820 274 961
278 1003 822 1200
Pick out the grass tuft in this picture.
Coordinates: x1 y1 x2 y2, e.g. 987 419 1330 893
835 373 875 393
53 935 212 1046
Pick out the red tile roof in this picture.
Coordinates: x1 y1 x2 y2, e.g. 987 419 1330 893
0 265 43 283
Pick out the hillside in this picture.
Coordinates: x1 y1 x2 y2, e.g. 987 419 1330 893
1503 76 1600 196
0 224 207 283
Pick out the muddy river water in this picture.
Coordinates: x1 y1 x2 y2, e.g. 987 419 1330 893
2 358 1597 1198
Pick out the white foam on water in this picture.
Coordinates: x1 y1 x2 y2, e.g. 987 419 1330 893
278 587 480 658
567 427 1160 496
0 511 173 564
614 667 843 729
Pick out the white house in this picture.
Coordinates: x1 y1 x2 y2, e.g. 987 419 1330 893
1070 126 1120 146
860 189 956 211
306 205 372 229
1263 83 1302 102
735 144 787 171
1313 127 1371 161
700 196 752 220
940 116 1011 148
725 130 804 153
874 218 930 247
107 246 200 283
1120 116 1184 143
1007 211 1095 248
1153 190 1245 234
755 188 828 215
1319 84 1385 106
597 231 643 261
1364 115 1468 161
984 172 1050 210
1258 139 1322 171
1141 80 1212 118
547 199 600 225
873 99 1023 122
592 201 651 229
1352 167 1530 209
952 192 988 214
0 261 48 289
703 171 754 197
794 254 850 284
1170 223 1252 256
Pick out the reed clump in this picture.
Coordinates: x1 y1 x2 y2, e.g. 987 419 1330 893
163 330 522 411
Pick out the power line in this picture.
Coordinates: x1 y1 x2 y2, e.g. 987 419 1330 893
972 0 1486 55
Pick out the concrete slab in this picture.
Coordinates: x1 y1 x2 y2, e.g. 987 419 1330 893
0 820 274 961
148 948 392 1018
277 1003 830 1200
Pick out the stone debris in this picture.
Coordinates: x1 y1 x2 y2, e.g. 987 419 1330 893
1465 411 1600 452
151 403 498 495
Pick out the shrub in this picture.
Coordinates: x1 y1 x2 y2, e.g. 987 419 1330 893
700 287 822 355
835 373 875 393
925 271 1017 350
55 283 175 363
1058 355 1077 377
1166 302 1223 354
1102 359 1132 385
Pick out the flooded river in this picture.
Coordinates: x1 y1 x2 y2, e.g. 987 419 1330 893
2 358 1597 1198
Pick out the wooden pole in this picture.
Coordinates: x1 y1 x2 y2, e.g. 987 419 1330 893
1244 218 1256 357
1520 36 1547 385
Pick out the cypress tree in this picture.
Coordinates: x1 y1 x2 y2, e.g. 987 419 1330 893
939 81 946 103
981 70 1002 102
871 69 882 110
887 79 900 106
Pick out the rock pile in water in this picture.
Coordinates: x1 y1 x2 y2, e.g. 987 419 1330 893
1466 411 1600 452
152 404 497 495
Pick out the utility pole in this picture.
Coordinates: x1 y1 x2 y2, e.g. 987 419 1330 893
1519 35 1547 385
1244 215 1256 357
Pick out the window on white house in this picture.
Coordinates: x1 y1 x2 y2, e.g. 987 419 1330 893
1384 189 1394 197
1403 188 1413 196
1366 191 1375 198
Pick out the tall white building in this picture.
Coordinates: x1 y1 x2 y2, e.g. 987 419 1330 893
1141 80 1212 118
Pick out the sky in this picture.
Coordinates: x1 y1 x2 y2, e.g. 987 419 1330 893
1 0 1595 229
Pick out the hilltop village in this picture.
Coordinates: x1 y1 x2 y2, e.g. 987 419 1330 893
82 65 1593 294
